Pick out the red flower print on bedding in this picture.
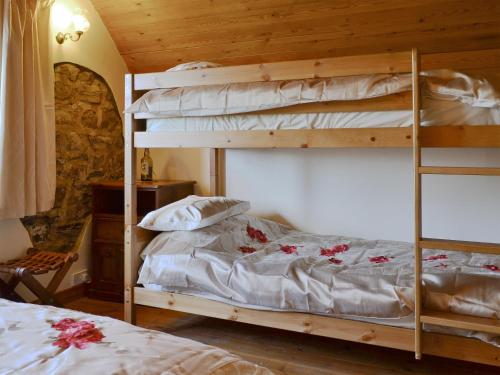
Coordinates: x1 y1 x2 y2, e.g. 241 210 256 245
320 244 349 256
483 264 499 272
239 246 256 254
328 258 343 265
280 245 297 254
246 225 268 243
424 254 448 261
51 318 104 350
369 256 390 264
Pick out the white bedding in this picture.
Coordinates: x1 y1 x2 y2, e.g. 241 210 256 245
126 69 500 131
138 214 500 345
0 298 272 375
145 97 500 132
128 70 499 118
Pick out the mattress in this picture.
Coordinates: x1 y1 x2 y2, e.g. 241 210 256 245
145 97 500 132
138 214 500 345
0 298 271 375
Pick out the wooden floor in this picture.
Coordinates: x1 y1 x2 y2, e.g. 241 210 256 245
67 298 498 375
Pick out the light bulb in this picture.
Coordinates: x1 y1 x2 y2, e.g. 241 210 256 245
72 9 90 33
52 3 72 30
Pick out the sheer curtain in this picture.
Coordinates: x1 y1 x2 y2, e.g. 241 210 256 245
0 0 55 219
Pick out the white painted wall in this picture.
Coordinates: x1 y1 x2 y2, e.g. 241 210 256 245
227 148 500 243
0 0 128 298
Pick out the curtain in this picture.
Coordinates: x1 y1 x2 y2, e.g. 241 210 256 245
0 0 55 219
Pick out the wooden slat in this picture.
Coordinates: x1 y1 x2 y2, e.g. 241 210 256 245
135 126 500 149
422 331 500 367
134 287 414 351
411 48 423 361
133 288 500 366
124 74 137 226
419 166 500 176
136 128 413 148
124 224 136 324
419 238 500 255
421 310 500 335
134 51 412 90
421 125 500 147
134 92 413 119
124 73 138 324
209 148 225 196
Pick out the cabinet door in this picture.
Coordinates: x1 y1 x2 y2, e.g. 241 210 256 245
93 217 124 243
89 242 124 301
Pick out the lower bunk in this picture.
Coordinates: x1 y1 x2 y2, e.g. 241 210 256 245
134 288 500 367
130 198 499 367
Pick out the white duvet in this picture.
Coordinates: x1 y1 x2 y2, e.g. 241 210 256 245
138 214 500 345
0 299 272 375
127 70 500 119
145 97 500 132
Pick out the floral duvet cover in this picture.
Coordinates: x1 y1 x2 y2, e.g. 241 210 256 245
138 214 499 345
0 298 272 375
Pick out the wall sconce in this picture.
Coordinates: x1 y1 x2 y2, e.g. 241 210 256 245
53 6 90 44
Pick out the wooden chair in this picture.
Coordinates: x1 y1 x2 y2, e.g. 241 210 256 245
0 248 78 307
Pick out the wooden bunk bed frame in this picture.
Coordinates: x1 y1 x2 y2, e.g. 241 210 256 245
124 48 500 366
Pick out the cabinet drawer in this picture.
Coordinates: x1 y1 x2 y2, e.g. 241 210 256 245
93 218 124 243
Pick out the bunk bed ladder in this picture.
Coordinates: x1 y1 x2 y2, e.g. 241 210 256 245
412 48 423 360
412 49 500 360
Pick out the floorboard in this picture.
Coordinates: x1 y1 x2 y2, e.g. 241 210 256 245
66 298 498 375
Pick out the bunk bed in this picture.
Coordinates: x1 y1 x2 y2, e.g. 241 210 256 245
124 48 500 367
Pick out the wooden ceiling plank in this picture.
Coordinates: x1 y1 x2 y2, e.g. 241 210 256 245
102 2 500 54
123 27 500 73
91 0 500 73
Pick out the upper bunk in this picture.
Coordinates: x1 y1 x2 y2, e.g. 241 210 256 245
125 49 500 149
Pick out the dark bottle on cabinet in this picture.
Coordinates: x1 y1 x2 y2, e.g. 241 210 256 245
141 148 153 181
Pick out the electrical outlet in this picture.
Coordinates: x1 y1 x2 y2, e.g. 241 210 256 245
72 270 90 286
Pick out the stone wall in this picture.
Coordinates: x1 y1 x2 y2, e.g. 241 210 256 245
21 63 124 252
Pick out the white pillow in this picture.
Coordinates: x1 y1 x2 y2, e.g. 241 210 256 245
138 195 250 231
166 61 222 72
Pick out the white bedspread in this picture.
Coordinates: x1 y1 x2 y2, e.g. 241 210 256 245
138 214 500 345
0 299 272 375
145 97 500 132
127 70 499 119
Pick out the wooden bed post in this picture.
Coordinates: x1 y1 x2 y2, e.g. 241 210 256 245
124 74 138 324
210 148 225 196
412 48 423 359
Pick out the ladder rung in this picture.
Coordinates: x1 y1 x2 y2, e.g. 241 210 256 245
418 166 500 176
419 238 500 255
421 310 500 335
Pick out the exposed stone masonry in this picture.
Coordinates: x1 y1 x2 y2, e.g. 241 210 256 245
21 63 124 252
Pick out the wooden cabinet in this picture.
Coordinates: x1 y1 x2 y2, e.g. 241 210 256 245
88 180 195 301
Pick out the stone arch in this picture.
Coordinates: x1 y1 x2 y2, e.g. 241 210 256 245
21 63 124 252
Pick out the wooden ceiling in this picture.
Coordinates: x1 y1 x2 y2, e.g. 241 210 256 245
91 0 500 73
